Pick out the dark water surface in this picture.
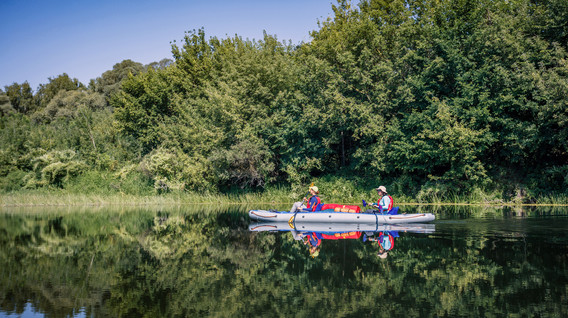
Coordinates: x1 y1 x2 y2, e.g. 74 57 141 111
0 205 567 317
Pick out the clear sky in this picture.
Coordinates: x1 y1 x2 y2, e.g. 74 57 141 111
0 0 334 90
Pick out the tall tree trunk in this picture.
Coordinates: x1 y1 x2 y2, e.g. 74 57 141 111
341 131 345 167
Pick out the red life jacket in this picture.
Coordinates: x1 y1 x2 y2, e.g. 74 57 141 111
378 232 394 250
321 231 361 240
378 195 394 211
306 195 321 211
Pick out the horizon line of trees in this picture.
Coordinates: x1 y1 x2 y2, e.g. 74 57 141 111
1 0 567 201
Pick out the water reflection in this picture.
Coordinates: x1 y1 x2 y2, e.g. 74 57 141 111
0 205 567 317
249 222 435 259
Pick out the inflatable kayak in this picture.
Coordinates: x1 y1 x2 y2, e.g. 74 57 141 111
249 221 435 233
248 208 435 224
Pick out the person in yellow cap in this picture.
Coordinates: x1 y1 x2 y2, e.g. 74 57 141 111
290 185 321 212
304 232 322 258
290 230 322 258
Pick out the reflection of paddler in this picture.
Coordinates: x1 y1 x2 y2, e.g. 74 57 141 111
366 231 399 259
292 231 363 258
304 232 322 258
300 231 361 257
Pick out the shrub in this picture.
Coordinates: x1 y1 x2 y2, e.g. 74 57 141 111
24 150 87 188
0 169 27 192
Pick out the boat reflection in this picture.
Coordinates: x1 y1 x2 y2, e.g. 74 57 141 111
250 222 435 258
249 222 435 233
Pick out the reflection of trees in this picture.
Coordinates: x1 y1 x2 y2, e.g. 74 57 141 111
0 207 566 317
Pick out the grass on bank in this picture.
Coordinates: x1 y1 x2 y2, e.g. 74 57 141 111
2 186 568 207
0 188 290 207
2 170 567 207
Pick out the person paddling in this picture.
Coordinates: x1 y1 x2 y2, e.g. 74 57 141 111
290 186 321 212
373 185 393 213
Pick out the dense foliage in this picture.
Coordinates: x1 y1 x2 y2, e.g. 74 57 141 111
1 0 567 202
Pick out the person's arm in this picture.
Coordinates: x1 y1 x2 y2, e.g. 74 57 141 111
291 230 305 240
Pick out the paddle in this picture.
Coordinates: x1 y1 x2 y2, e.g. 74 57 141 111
362 199 377 207
363 199 399 215
362 199 382 214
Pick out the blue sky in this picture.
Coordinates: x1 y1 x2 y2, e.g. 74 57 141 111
0 0 334 90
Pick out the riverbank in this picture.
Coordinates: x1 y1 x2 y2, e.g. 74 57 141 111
0 189 290 207
2 187 567 208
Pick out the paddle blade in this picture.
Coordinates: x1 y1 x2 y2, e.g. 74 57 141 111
362 199 367 207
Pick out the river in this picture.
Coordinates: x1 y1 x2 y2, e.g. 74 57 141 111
0 205 567 317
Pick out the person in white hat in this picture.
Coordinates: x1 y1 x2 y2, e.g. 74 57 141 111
367 230 395 259
374 185 393 213
290 185 321 212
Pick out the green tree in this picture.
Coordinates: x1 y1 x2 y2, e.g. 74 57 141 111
0 93 15 116
300 0 568 196
89 59 145 102
35 73 85 109
146 58 173 70
112 67 178 154
114 31 298 189
3 81 34 114
32 90 105 123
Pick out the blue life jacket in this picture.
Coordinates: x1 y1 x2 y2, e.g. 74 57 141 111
308 232 323 247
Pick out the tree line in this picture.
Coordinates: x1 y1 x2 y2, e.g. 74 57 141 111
1 0 567 201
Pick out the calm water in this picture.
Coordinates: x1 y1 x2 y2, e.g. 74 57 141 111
0 205 567 317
